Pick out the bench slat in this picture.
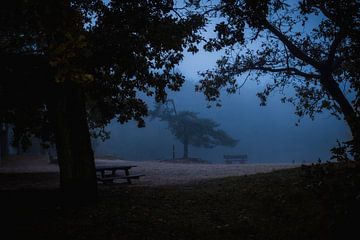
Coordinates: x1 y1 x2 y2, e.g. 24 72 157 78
96 165 136 171
97 174 145 182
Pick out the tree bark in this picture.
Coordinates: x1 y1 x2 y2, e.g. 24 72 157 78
0 123 9 164
321 74 360 160
48 81 98 202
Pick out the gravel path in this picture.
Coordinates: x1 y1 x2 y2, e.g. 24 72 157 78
0 155 299 189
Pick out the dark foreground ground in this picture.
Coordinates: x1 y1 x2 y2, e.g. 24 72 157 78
0 162 359 240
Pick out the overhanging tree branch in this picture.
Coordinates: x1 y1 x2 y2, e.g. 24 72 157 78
198 0 359 159
264 20 322 69
327 32 344 66
317 3 337 24
250 66 321 79
263 20 356 119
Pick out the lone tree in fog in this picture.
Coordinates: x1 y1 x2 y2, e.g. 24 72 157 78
0 0 204 199
195 0 360 160
152 103 237 159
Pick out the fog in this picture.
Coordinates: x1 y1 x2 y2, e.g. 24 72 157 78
93 14 349 164
94 79 349 164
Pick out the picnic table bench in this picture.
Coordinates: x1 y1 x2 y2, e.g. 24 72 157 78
224 154 248 164
96 165 145 184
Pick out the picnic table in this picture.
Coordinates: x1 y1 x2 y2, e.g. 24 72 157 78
95 165 144 184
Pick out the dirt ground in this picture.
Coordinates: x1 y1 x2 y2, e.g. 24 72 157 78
0 154 298 189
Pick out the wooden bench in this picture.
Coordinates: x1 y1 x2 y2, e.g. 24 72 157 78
95 165 145 184
224 154 248 164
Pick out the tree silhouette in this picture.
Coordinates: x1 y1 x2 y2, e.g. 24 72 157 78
152 102 237 159
195 0 359 160
0 0 204 199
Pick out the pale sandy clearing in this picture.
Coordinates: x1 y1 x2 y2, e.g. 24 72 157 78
0 155 299 186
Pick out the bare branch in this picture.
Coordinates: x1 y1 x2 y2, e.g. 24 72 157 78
264 20 322 69
250 66 320 79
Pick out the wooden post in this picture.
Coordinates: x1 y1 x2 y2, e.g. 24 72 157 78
172 144 175 160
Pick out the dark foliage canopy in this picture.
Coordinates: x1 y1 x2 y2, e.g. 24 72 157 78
194 0 360 159
0 0 205 147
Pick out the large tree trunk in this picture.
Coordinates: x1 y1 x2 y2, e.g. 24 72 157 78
321 74 360 160
0 123 9 164
49 81 98 202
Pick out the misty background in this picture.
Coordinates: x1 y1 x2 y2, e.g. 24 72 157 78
94 77 349 164
93 13 349 164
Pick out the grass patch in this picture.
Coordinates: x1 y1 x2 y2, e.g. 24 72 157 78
1 162 360 239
